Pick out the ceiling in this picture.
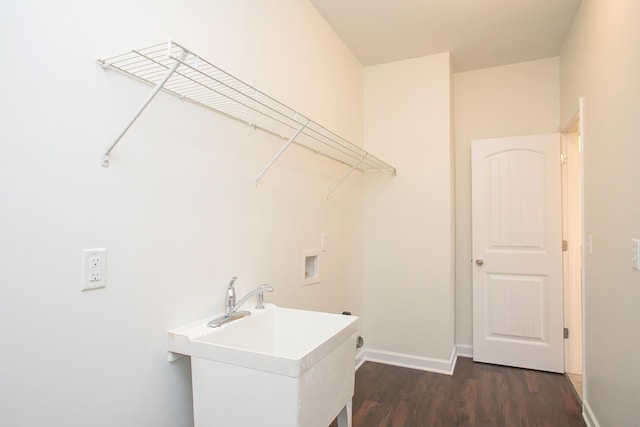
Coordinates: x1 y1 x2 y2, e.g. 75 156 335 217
308 0 582 72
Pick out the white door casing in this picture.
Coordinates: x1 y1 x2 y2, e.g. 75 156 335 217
472 134 564 373
562 131 583 374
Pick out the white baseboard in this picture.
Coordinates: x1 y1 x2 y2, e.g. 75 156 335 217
456 344 473 358
583 399 600 427
357 346 457 375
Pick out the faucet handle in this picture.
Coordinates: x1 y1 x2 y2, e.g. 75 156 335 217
226 276 237 298
228 276 237 288
224 276 238 317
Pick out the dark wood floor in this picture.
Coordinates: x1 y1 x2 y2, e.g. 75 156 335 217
330 357 584 427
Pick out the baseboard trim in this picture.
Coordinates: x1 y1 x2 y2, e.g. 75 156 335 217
456 344 473 358
583 399 600 427
357 347 457 375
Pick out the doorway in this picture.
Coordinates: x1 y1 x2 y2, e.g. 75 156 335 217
561 103 584 401
469 101 586 387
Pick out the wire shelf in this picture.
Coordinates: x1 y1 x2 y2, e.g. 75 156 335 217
98 41 396 178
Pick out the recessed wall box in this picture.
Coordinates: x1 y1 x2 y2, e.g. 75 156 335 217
303 250 320 286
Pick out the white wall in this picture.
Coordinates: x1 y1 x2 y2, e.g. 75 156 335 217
560 0 640 424
0 1 365 426
363 53 455 363
453 58 560 348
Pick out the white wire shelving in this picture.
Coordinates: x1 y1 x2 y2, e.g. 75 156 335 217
98 41 397 196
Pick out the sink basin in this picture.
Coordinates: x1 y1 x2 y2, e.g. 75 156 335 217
168 304 359 427
168 304 358 377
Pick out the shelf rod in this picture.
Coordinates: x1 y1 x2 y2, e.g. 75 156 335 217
101 46 186 167
327 154 367 200
255 119 310 184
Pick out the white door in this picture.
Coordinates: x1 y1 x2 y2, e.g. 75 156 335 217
472 134 564 373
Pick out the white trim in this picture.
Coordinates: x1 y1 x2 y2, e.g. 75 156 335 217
356 347 458 375
561 103 581 133
578 96 588 411
583 399 600 427
561 97 588 404
456 344 473 358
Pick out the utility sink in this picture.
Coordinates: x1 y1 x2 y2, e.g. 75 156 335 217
168 304 358 427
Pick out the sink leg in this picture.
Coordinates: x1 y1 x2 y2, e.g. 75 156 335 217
337 400 352 427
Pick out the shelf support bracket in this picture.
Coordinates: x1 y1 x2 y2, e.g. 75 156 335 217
255 119 310 184
101 47 186 167
326 154 367 200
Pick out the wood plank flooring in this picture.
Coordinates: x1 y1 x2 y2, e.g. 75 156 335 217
330 357 585 427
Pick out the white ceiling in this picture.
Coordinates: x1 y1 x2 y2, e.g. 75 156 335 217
308 0 582 72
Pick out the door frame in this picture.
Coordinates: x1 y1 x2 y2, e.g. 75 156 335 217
561 127 582 374
560 97 586 404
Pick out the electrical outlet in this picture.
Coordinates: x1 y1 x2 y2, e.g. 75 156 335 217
89 256 102 281
82 248 107 291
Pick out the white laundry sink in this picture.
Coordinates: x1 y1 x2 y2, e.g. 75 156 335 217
168 304 358 427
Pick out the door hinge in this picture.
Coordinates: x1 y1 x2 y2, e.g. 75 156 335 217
561 153 567 165
564 327 569 339
562 240 568 251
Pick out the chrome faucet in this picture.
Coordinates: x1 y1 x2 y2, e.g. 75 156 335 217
208 277 274 328
224 276 238 317
231 284 273 314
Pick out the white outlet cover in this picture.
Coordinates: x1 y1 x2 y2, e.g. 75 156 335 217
82 248 107 291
